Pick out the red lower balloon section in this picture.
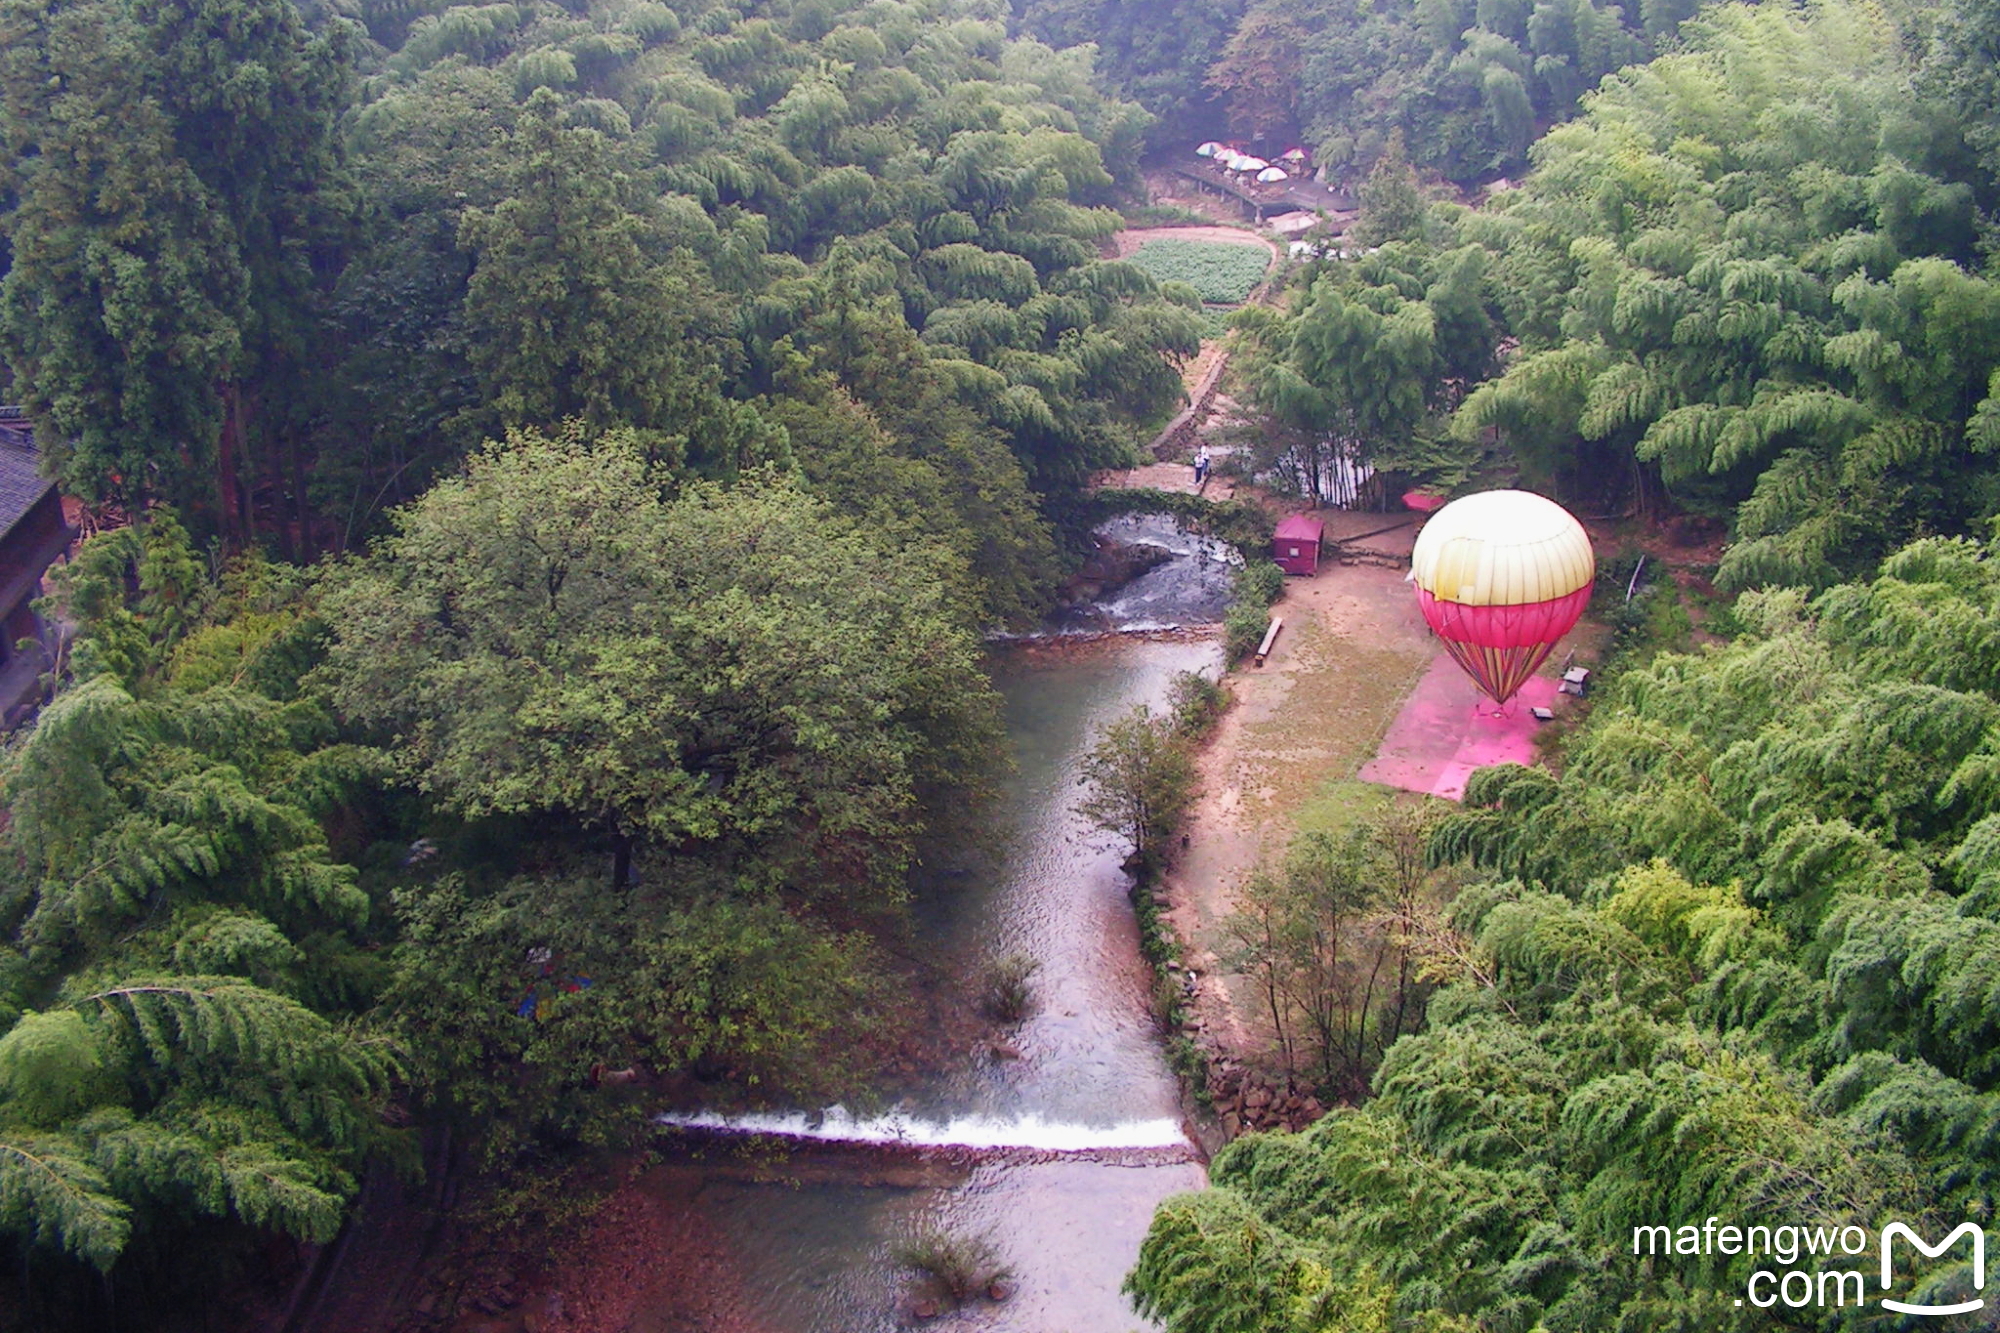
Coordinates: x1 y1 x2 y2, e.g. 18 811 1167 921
1416 584 1592 704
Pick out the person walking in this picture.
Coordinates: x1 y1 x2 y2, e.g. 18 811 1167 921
1193 447 1211 487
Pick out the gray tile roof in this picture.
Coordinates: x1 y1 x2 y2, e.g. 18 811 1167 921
0 409 54 537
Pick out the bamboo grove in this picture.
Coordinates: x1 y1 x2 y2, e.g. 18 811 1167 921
1129 4 2000 1331
0 0 1210 1322
5 0 2000 1328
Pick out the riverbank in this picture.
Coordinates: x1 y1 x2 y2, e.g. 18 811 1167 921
1154 512 1437 1101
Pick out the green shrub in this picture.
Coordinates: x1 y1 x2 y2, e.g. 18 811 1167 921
1124 203 1212 227
1239 559 1286 607
1125 239 1271 304
1166 670 1226 737
1220 560 1285 661
892 1228 1012 1306
983 951 1039 1023
1224 599 1270 661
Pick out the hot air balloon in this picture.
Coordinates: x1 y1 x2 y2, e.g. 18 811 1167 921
1410 490 1594 705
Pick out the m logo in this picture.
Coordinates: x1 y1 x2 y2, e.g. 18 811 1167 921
1880 1222 1986 1317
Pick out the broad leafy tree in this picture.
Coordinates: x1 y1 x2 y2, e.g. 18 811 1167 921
318 423 1002 897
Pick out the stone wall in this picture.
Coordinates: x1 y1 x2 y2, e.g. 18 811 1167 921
1145 348 1232 461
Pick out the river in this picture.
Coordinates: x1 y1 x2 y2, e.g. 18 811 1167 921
653 636 1221 1330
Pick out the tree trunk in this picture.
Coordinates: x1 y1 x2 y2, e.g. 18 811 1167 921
610 834 633 891
217 380 249 545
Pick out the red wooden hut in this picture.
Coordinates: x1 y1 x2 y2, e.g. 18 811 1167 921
1272 513 1325 576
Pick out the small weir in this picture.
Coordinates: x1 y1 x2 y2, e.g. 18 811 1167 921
656 1107 1191 1153
643 616 1224 1330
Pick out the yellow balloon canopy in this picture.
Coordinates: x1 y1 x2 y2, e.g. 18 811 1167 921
1410 490 1595 704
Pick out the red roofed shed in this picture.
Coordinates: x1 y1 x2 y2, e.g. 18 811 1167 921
1272 513 1325 576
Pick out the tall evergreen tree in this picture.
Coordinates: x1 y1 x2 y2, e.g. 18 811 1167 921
0 0 354 540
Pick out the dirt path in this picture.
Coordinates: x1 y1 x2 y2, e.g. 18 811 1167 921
1161 514 1436 1069
1090 461 1238 500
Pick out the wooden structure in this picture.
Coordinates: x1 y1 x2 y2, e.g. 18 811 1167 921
1172 155 1358 224
1272 513 1325 576
1255 616 1283 666
0 410 72 724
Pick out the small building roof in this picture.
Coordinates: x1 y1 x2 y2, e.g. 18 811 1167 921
0 415 54 539
1274 513 1325 542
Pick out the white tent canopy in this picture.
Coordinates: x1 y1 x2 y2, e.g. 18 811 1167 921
1196 141 1224 156
1235 156 1269 172
1257 166 1289 182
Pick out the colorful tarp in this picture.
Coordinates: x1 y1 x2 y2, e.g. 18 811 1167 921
1410 489 1593 705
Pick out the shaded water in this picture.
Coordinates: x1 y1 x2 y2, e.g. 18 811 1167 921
670 639 1220 1331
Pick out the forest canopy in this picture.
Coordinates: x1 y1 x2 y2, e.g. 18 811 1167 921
8 0 2000 1327
0 0 1207 1313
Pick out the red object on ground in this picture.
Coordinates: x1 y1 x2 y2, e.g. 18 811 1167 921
1415 582 1593 705
1271 513 1325 575
1401 490 1447 513
1359 657 1562 800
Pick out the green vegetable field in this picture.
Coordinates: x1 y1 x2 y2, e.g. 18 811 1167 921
1126 239 1272 304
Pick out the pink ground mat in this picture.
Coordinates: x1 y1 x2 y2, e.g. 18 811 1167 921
1359 654 1565 801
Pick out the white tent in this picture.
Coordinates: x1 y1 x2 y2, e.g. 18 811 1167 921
1235 156 1269 172
1257 166 1290 183
1196 141 1224 157
1216 151 1244 170
1280 147 1308 162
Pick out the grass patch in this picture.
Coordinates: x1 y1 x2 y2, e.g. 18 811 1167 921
1288 779 1401 841
892 1227 1012 1307
1234 617 1434 820
1126 239 1271 304
982 951 1039 1023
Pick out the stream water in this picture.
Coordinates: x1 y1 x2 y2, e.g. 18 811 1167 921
1044 513 1242 636
657 637 1221 1331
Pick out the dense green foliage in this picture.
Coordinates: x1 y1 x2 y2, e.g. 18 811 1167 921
318 425 1000 899
0 517 398 1292
1132 534 2000 1329
1235 0 2000 580
1013 0 1661 180
0 0 1208 624
1 431 1004 1313
1451 0 1999 586
1127 238 1272 304
1012 0 1246 147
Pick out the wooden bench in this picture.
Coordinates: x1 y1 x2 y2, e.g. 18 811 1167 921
1254 617 1283 666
